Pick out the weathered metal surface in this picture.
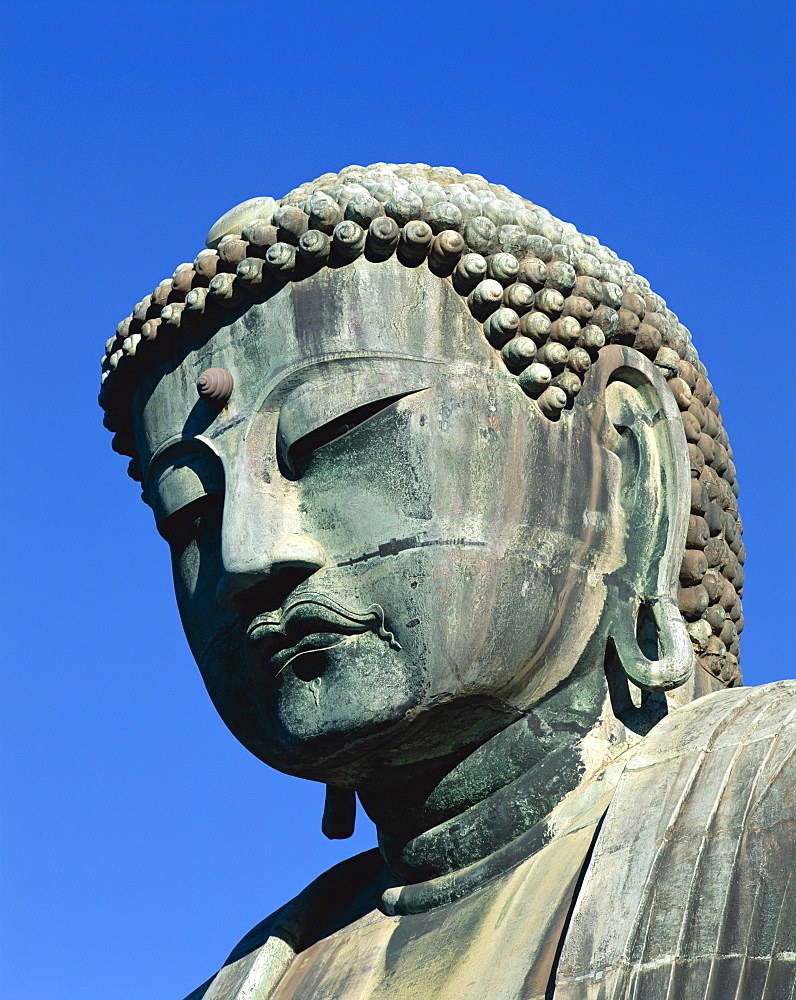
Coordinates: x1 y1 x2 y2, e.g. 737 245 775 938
555 682 796 999
185 683 795 1000
101 165 745 690
187 757 621 1000
99 164 793 999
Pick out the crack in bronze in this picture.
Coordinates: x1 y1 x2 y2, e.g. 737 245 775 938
334 536 488 568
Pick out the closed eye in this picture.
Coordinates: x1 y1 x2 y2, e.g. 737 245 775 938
284 391 414 478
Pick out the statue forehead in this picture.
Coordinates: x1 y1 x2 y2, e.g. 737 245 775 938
134 257 500 468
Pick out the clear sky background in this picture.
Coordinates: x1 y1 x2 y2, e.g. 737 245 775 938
1 2 794 998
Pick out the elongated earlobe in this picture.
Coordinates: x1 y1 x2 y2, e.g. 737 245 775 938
609 595 695 691
322 785 356 839
594 348 696 694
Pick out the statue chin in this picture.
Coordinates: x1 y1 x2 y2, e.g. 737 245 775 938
231 631 423 780
202 622 539 785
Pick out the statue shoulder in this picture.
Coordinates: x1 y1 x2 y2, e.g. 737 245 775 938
555 681 796 999
628 678 796 766
182 848 384 1000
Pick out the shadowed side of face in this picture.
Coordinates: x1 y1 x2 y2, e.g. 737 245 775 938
133 259 624 786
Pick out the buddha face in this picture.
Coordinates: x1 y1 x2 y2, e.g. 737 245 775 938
133 259 625 786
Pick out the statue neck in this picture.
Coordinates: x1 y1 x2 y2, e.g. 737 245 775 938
359 653 660 887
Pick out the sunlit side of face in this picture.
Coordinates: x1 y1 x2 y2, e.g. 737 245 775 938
133 259 624 786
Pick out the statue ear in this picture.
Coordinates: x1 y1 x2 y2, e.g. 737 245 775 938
584 346 695 691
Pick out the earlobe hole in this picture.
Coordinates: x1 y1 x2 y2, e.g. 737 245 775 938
635 601 660 660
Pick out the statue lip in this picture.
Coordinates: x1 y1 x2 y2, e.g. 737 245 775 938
245 592 400 676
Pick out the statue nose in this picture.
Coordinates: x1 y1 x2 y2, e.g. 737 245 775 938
269 534 328 572
216 533 328 612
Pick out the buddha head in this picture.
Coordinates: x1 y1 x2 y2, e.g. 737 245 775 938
100 164 744 796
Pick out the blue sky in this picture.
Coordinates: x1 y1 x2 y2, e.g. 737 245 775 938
1 2 794 998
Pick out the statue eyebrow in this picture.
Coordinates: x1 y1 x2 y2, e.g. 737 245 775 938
262 351 448 405
241 353 451 442
267 356 513 417
143 435 222 494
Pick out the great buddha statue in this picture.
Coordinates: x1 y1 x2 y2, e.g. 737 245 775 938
100 163 795 1000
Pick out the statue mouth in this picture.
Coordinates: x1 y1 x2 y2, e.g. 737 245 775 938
245 592 401 678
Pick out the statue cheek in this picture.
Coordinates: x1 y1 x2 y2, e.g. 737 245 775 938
171 533 233 672
172 537 201 601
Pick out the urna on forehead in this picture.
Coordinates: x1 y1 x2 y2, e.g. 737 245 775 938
99 161 745 690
